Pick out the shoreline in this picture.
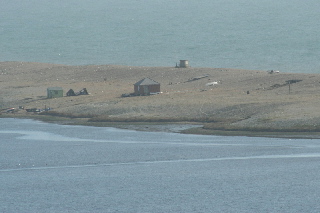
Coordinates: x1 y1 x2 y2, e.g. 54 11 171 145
2 61 320 139
2 114 320 139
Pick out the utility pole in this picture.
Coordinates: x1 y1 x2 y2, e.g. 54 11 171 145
289 82 291 94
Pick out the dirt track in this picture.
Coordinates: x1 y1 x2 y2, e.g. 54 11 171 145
1 61 320 131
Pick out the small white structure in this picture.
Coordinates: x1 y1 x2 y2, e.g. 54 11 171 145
206 82 218 86
267 70 280 74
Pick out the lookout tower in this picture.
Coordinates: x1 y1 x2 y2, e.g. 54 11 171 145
179 60 189 68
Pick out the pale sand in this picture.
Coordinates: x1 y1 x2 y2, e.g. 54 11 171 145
1 61 320 132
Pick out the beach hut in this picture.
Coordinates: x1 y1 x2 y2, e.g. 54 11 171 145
134 78 160 96
47 87 63 98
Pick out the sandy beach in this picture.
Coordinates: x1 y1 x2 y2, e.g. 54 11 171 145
1 61 320 136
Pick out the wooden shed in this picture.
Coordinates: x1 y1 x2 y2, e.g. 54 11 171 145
47 87 63 98
134 78 160 96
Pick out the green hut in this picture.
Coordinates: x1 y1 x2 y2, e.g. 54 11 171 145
47 87 63 98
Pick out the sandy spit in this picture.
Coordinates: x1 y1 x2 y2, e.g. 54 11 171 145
1 61 320 135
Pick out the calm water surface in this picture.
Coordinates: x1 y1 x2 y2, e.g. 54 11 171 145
1 0 320 73
1 118 320 212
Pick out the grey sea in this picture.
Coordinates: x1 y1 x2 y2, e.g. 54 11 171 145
1 118 320 212
1 0 320 73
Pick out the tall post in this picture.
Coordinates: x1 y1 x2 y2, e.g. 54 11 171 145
289 82 291 94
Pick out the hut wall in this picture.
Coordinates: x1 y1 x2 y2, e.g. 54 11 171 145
134 85 160 95
179 60 189 68
47 88 63 98
147 84 160 94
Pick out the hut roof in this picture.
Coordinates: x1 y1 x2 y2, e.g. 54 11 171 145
47 87 63 90
134 78 160 86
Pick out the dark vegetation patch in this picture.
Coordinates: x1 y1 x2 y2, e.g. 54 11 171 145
40 111 238 123
40 111 95 119
203 122 320 132
268 79 302 90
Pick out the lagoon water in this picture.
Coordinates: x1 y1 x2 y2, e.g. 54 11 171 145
1 118 320 212
1 0 320 73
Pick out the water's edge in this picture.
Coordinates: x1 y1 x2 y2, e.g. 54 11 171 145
2 114 320 139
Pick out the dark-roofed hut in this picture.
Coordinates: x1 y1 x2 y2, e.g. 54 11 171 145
134 78 160 96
